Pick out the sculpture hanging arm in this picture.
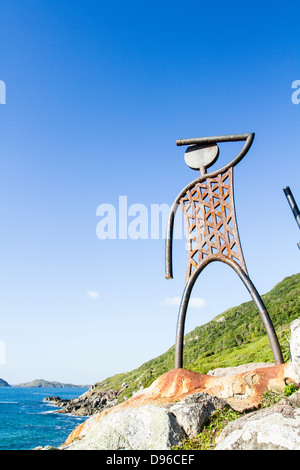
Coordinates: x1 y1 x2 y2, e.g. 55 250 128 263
165 133 255 280
165 199 179 279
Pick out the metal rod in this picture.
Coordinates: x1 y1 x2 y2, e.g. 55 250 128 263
165 205 176 279
283 186 300 230
176 133 254 147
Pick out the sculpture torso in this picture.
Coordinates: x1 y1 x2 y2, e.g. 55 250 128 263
180 166 247 284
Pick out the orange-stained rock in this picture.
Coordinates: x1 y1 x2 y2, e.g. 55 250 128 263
62 363 296 447
143 368 209 398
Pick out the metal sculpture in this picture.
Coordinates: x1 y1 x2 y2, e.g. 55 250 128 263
166 133 284 368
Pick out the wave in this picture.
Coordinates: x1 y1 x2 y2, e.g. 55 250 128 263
0 401 19 404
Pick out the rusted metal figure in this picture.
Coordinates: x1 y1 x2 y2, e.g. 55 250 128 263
166 133 284 368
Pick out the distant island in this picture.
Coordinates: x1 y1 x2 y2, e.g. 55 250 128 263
13 379 90 388
0 378 11 387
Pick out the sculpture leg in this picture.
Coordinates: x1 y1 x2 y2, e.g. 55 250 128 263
174 273 198 369
231 263 284 365
174 259 284 369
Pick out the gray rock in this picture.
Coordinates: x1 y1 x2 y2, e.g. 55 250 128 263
215 391 300 450
33 446 60 451
64 405 186 450
168 392 228 438
63 392 229 450
43 386 122 416
207 362 275 377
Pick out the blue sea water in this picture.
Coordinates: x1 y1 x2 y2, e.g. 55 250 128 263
0 387 89 450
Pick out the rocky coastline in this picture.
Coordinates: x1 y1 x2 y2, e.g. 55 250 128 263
44 382 129 416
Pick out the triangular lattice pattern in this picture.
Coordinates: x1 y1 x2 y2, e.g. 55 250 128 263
180 167 247 283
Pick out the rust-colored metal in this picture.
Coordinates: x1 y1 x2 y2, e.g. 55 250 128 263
166 133 284 369
180 166 247 284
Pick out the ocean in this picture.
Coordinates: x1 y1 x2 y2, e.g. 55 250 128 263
0 387 89 450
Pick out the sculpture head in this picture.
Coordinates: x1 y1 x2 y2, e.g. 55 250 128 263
177 133 255 180
184 143 219 175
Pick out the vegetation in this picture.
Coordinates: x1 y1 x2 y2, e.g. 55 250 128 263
284 383 300 396
95 273 300 401
172 407 241 450
173 382 300 451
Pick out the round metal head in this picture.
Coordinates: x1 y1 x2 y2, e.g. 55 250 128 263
184 143 219 171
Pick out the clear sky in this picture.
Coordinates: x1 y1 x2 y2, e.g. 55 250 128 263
0 0 299 385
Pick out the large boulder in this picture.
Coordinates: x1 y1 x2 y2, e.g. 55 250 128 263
64 405 185 450
62 392 228 450
215 390 300 450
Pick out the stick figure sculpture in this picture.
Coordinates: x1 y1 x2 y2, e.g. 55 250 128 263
166 133 284 368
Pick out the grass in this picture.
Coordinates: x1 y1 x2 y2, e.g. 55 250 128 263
172 407 241 450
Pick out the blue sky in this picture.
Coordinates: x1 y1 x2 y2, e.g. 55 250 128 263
0 0 299 384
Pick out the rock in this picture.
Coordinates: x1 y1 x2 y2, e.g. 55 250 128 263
62 391 229 450
207 363 275 377
267 377 294 394
43 386 122 416
138 365 297 413
43 396 71 410
33 445 60 451
290 318 300 381
43 396 66 403
215 390 300 450
0 378 11 387
64 405 186 450
62 363 299 447
168 393 228 438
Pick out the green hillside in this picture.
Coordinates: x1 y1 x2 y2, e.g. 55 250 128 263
96 273 300 401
